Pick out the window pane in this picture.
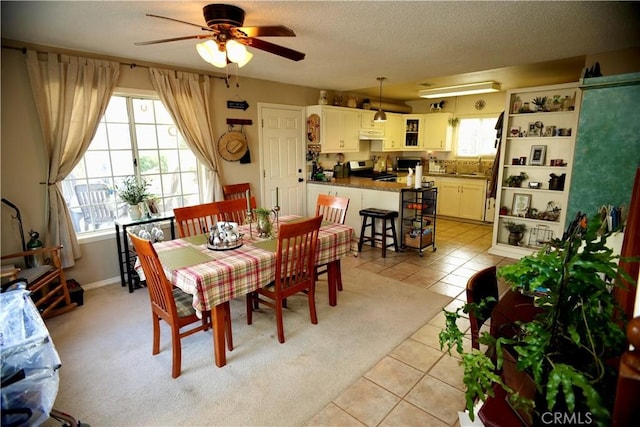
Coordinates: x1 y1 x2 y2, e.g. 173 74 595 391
132 98 155 123
91 123 109 150
106 123 132 150
154 100 174 124
135 124 158 150
104 96 128 122
157 125 178 149
84 151 113 178
138 150 161 174
457 117 498 157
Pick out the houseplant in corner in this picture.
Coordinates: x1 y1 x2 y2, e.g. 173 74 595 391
116 176 150 220
439 215 634 426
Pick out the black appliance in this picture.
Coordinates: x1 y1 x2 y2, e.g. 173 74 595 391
347 160 397 181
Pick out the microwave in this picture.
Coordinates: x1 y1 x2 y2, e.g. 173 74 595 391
396 157 422 172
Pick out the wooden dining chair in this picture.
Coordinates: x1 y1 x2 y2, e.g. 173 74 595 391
466 265 499 350
315 194 349 291
216 196 256 224
222 182 251 201
246 215 323 343
173 202 221 238
129 233 233 378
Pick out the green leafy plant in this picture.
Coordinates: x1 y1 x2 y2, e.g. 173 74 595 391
116 176 150 205
505 172 528 187
532 96 548 111
253 207 273 217
439 215 634 426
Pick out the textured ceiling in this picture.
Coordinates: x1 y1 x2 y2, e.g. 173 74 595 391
2 1 639 102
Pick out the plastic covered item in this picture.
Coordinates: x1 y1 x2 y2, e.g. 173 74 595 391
1 289 61 427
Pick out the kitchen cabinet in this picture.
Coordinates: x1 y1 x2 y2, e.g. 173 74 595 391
489 82 581 259
402 115 426 151
370 112 403 152
359 110 384 131
437 177 486 221
307 105 360 153
423 113 453 151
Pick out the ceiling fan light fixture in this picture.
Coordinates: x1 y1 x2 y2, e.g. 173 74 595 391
374 77 387 123
226 40 252 67
196 40 227 68
418 81 501 98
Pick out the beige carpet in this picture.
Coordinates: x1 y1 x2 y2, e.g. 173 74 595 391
44 268 451 426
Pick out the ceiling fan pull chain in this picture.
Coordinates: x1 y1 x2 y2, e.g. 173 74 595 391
235 64 240 88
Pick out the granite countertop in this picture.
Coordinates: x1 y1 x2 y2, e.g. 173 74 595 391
308 173 489 193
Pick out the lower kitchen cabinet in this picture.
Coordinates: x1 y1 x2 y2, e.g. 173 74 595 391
437 177 486 221
306 183 400 239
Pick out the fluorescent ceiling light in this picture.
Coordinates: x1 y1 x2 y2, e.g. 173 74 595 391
418 81 501 98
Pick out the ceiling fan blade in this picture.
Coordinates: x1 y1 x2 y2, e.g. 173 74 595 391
233 25 296 38
146 13 213 32
240 38 305 62
135 34 211 46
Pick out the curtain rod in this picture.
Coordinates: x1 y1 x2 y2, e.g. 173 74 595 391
1 44 231 84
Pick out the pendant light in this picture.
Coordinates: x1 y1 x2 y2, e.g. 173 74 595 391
373 77 387 122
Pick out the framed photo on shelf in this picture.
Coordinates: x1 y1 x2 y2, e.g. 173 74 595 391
530 145 547 166
512 193 532 217
544 125 556 137
528 122 538 137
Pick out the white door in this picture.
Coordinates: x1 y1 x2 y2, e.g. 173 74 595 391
258 104 305 216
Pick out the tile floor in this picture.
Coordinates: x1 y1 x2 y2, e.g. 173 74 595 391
306 218 516 427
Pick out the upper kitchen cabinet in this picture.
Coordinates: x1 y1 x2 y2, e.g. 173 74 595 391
370 112 403 152
423 113 453 151
403 115 425 151
307 105 360 153
489 82 581 259
359 110 384 131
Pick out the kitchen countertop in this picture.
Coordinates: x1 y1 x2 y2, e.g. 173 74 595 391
308 173 489 193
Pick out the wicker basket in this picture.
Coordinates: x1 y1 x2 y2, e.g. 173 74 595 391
404 232 433 248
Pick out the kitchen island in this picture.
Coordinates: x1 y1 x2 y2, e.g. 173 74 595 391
308 173 491 241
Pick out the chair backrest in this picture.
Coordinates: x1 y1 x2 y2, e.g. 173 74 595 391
74 183 114 225
223 183 251 200
174 202 221 238
128 233 178 321
466 265 499 350
315 194 349 224
274 215 323 296
216 196 256 224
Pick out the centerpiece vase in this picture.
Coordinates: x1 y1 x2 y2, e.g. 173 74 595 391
256 212 273 238
129 203 142 220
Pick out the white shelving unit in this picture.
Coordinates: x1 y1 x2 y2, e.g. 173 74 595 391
489 82 582 259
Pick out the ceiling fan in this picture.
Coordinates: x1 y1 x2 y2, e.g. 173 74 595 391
135 3 305 68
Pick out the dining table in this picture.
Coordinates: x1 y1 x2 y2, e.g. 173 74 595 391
137 215 353 367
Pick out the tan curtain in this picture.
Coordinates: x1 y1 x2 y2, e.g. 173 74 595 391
26 50 120 268
149 68 223 202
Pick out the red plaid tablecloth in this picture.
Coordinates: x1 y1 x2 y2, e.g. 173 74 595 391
143 215 352 313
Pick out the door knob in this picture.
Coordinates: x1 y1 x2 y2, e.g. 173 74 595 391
298 178 304 182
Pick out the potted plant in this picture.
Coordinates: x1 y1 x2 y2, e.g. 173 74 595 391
116 176 150 219
505 172 528 187
504 221 527 245
532 96 548 112
253 207 274 237
439 215 633 426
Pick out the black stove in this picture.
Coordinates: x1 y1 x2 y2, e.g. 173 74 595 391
347 160 397 181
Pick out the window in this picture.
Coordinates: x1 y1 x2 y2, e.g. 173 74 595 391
456 116 499 157
62 95 201 234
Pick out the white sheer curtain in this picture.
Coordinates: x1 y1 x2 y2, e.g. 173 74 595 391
149 68 223 202
26 51 120 267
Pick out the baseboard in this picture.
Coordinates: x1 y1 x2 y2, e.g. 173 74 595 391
80 276 121 291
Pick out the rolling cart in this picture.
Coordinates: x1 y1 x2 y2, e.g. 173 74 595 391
400 186 438 256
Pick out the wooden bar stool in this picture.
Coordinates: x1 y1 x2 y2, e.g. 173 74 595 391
357 208 399 258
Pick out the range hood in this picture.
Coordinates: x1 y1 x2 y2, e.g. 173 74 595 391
359 129 385 140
